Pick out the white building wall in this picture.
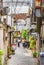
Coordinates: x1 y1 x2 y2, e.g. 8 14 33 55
16 19 26 31
25 17 31 30
1 15 12 26
0 29 4 50
0 29 5 65
7 16 12 26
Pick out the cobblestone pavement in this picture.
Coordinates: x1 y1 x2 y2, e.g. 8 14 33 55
7 44 37 65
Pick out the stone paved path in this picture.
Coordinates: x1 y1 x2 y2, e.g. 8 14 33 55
7 44 37 65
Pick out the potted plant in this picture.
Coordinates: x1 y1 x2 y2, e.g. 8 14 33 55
29 36 34 42
30 39 36 50
32 51 37 58
0 49 3 55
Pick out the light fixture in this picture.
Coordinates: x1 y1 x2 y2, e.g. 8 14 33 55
35 0 40 6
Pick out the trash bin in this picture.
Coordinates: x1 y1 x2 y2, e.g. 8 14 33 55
39 52 44 65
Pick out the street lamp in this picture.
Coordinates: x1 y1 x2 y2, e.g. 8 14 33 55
35 5 42 51
35 0 42 64
35 0 42 63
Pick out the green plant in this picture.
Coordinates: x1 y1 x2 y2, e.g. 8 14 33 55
0 49 3 55
11 26 15 30
32 51 37 58
29 36 34 42
22 29 28 40
30 40 36 49
9 47 12 55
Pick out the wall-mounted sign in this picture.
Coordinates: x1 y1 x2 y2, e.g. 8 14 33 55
35 7 41 17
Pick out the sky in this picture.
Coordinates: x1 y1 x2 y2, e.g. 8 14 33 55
9 6 30 14
3 0 32 3
3 0 32 14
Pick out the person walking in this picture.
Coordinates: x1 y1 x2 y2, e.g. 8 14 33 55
18 38 20 47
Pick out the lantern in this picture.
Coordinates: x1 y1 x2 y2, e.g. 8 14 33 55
35 0 40 6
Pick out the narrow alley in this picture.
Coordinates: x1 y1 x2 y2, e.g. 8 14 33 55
7 44 37 65
0 0 44 65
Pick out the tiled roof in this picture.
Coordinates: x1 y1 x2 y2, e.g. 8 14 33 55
13 13 27 21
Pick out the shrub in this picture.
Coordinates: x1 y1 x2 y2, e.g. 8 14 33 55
0 49 3 55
